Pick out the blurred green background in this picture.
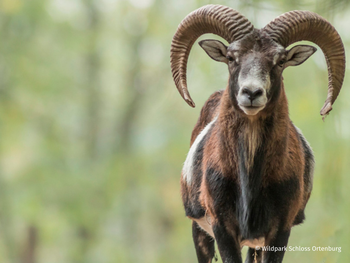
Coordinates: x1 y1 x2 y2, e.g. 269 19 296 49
0 0 349 262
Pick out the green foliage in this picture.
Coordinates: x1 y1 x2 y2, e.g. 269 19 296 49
0 0 349 262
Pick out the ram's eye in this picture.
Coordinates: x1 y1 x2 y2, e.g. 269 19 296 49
226 56 234 62
278 59 286 67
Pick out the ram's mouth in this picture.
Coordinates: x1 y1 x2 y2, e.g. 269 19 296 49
239 105 265 115
241 105 263 109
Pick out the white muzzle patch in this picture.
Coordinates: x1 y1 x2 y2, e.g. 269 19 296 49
237 65 269 115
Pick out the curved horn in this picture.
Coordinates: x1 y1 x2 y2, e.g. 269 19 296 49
263 11 346 117
170 4 254 107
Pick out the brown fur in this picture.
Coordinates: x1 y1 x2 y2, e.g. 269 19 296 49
188 81 307 231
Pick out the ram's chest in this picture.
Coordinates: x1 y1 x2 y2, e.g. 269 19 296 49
181 115 301 241
242 121 261 171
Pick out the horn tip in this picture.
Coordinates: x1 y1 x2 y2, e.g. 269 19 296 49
185 98 196 108
183 92 195 107
320 102 332 119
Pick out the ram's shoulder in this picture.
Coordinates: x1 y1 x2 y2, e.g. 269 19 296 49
190 90 223 145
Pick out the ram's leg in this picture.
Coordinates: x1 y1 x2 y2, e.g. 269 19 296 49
262 228 290 263
212 222 242 263
192 221 215 263
245 248 262 263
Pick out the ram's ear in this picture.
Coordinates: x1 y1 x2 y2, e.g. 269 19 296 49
199 39 228 63
285 45 317 68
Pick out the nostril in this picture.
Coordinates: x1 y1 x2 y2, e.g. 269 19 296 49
253 89 263 98
242 87 253 96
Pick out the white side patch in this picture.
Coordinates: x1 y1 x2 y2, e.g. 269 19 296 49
182 116 218 184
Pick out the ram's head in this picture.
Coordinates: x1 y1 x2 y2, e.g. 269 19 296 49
170 5 345 117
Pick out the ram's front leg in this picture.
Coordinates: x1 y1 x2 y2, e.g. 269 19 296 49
262 227 290 263
205 168 241 262
212 220 242 263
192 221 215 263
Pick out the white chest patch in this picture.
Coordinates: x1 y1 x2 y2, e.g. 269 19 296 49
182 116 218 184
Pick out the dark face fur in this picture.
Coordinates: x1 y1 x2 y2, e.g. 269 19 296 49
199 30 316 116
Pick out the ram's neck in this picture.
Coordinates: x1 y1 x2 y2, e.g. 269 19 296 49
218 83 289 174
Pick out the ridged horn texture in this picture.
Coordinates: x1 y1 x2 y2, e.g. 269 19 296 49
170 4 254 107
263 11 346 117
